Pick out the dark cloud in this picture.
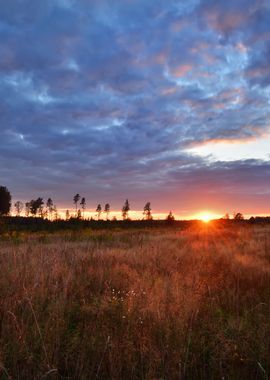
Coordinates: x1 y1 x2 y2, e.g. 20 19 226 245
0 0 269 214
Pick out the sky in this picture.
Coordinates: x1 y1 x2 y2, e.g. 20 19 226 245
0 0 270 219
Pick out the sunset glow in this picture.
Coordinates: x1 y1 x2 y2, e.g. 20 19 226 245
201 215 211 223
0 0 270 217
196 212 217 223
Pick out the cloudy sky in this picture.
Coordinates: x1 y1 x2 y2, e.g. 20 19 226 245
0 0 270 218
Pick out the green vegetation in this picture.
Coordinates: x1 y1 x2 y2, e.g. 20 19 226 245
1 224 270 379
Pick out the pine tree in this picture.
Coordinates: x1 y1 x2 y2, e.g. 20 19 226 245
96 204 102 220
122 199 130 220
73 194 80 216
143 202 152 220
46 198 54 220
80 197 86 219
104 203 110 220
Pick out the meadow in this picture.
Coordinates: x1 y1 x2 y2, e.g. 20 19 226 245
1 222 270 379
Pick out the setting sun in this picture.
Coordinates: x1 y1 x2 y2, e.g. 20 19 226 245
196 212 216 223
201 215 211 223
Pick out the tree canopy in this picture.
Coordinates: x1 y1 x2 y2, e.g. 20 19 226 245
0 186 11 216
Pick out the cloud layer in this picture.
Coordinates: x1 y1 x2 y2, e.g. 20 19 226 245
0 0 270 215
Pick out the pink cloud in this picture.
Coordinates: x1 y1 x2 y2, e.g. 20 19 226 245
171 64 193 77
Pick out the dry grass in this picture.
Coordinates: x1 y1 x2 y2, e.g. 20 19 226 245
1 223 270 379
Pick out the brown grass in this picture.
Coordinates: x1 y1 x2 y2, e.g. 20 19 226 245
1 223 270 379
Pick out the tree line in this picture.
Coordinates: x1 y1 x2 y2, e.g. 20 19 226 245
0 186 160 221
0 185 246 222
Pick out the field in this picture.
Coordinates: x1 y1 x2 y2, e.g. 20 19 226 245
1 222 270 379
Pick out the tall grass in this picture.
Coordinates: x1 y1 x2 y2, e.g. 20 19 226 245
1 224 270 379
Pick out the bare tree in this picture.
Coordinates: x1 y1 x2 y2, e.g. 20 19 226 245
14 201 23 216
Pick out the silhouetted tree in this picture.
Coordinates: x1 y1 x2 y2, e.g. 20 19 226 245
46 198 54 220
122 199 130 220
234 212 244 221
25 202 30 217
66 210 70 220
104 203 110 220
77 209 82 220
14 201 23 216
143 202 152 220
96 204 102 220
73 194 80 216
0 186 11 216
30 198 44 217
53 205 58 220
166 210 175 222
38 200 44 218
29 199 37 216
80 197 86 219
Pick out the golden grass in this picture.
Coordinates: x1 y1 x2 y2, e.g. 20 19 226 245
1 224 270 379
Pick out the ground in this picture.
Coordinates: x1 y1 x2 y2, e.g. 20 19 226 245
1 222 270 379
